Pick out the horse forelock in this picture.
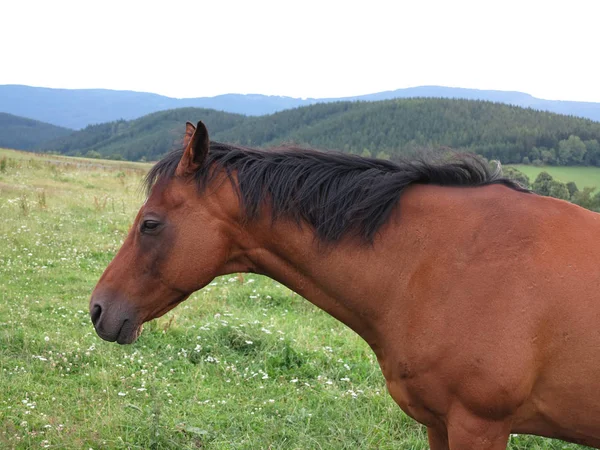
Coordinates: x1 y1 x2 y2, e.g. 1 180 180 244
144 143 528 243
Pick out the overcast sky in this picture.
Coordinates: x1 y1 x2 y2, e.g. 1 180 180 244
2 0 599 102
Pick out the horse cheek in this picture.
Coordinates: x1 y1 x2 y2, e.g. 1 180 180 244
166 228 229 292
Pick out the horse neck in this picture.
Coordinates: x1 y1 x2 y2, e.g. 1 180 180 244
226 213 389 349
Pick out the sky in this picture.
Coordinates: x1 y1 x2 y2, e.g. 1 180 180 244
2 0 599 102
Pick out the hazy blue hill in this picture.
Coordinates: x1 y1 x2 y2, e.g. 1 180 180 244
2 84 600 130
327 86 537 104
177 94 307 117
0 112 73 150
0 85 307 129
0 85 176 130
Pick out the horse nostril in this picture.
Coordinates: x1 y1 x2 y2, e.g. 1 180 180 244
91 304 102 326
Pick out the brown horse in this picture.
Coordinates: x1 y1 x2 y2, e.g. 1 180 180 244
90 121 600 449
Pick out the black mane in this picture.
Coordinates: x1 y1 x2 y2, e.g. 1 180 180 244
145 143 527 242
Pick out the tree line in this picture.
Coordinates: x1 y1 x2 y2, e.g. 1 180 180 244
34 98 600 165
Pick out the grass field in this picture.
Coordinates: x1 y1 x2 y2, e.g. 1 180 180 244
509 164 600 190
0 148 588 449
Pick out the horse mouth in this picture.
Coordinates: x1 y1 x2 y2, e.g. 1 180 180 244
110 295 182 344
116 321 143 345
90 292 189 345
148 293 190 322
94 318 142 345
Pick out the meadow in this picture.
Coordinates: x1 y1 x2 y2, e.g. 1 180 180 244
0 148 588 449
509 164 600 190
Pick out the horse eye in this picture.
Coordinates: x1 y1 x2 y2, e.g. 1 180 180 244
141 220 161 234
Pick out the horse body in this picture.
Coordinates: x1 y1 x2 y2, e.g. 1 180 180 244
90 121 600 449
374 185 600 447
243 181 600 447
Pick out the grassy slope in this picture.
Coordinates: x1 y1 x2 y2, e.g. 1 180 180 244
0 148 586 449
510 164 600 189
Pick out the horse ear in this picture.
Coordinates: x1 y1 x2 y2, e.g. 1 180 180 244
182 121 196 149
175 121 209 177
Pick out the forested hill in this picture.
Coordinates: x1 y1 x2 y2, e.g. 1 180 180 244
39 98 600 166
0 113 73 150
40 108 247 161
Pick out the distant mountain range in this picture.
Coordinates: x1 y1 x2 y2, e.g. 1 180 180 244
1 84 600 130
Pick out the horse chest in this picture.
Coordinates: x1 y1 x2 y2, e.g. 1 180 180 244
378 352 449 427
384 369 446 428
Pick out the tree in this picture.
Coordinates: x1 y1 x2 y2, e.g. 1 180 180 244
540 149 557 165
548 180 570 200
571 187 599 210
558 135 586 165
503 167 530 189
528 147 541 162
532 171 553 196
584 139 600 166
532 171 569 200
594 191 600 212
85 150 102 159
566 182 579 199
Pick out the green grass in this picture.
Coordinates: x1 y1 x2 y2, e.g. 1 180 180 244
0 149 588 449
509 164 600 190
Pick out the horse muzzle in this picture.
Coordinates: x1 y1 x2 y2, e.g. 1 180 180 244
90 292 142 345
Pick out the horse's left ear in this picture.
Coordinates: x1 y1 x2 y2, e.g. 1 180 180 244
175 121 209 177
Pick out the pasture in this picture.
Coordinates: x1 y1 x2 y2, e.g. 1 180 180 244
0 148 588 449
509 164 600 190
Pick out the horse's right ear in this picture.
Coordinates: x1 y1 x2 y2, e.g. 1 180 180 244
176 121 209 177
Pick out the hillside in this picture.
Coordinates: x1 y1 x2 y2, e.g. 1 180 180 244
2 84 600 130
40 107 246 161
39 98 600 165
0 112 73 150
